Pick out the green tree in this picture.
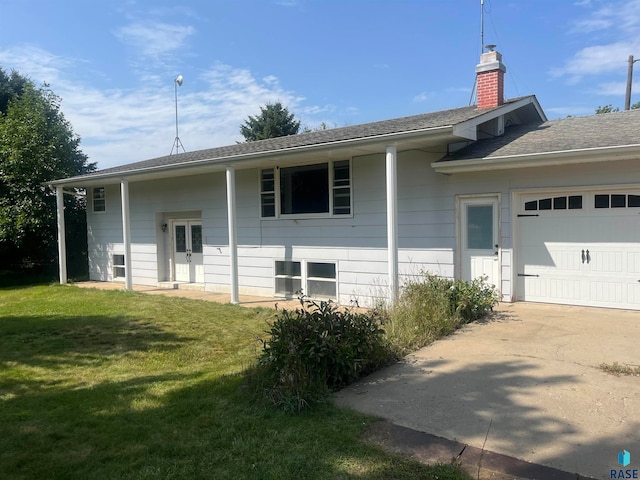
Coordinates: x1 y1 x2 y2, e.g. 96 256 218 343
595 103 640 114
0 68 95 276
595 104 620 114
240 102 301 141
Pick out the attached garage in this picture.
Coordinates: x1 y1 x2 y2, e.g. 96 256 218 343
516 188 640 310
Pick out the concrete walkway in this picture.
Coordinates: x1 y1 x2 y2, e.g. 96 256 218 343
72 281 303 310
335 302 640 480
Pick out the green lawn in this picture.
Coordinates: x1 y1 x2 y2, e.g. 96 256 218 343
0 284 469 479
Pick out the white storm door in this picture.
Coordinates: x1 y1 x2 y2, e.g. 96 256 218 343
460 197 500 289
173 221 204 283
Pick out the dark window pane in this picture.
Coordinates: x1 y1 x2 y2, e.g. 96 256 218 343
261 169 275 192
553 196 567 209
308 262 336 279
275 261 301 277
191 225 203 254
524 201 537 211
595 194 609 208
280 163 329 214
568 196 583 209
539 198 552 210
611 194 626 208
261 193 275 217
175 225 186 253
93 187 106 212
333 188 351 215
333 160 350 186
628 195 640 207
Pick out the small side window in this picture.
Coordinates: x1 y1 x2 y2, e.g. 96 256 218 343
92 187 106 212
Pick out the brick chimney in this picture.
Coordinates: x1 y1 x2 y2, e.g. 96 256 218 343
475 49 506 109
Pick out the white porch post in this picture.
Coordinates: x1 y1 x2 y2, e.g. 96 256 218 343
120 179 133 291
55 186 67 284
386 145 398 303
226 166 239 304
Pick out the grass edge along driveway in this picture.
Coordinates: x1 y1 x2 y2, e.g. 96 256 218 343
0 284 470 480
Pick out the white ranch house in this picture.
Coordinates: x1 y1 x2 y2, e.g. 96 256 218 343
51 51 640 310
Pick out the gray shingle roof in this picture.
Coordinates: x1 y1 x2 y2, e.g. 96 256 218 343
441 108 640 161
75 98 528 179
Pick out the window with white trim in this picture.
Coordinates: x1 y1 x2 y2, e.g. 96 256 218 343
113 254 125 279
274 260 337 299
275 261 302 296
92 187 106 212
307 262 337 298
260 160 351 218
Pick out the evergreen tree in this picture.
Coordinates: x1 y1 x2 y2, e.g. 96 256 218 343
240 102 301 141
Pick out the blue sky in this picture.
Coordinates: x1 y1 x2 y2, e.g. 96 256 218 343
1 0 639 169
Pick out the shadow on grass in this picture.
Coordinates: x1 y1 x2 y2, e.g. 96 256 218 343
0 369 459 480
0 314 192 368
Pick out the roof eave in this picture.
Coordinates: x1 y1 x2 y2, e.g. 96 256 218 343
452 96 546 140
431 144 640 174
49 125 456 187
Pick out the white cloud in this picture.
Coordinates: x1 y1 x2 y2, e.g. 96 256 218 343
115 21 195 60
413 91 430 103
0 46 322 170
554 1 640 82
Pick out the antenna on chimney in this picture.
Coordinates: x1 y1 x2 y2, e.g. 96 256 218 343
480 0 485 52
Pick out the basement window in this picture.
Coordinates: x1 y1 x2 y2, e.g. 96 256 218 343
274 260 337 299
113 254 125 279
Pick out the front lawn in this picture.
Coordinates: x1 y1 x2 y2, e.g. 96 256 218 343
0 284 469 479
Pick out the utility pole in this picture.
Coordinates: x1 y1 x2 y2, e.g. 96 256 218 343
625 55 639 110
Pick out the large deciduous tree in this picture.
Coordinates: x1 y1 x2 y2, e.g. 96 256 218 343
240 102 301 141
0 68 95 276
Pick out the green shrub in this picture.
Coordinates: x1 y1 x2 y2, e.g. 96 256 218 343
383 274 499 356
248 297 394 412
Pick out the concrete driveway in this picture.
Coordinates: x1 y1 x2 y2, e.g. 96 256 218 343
335 302 640 480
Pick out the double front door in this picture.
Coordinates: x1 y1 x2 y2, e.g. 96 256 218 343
173 221 204 283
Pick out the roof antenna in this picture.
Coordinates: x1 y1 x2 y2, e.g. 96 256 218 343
481 0 485 53
170 74 186 155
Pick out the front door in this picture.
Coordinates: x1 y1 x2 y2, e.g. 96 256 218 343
460 197 500 289
173 221 204 283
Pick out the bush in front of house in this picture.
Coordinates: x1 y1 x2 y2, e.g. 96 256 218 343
247 297 394 412
384 274 500 356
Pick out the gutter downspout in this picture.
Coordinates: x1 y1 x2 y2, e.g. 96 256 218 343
55 186 67 284
386 145 398 303
226 166 239 304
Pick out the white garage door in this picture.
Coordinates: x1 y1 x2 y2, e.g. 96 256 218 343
516 189 640 310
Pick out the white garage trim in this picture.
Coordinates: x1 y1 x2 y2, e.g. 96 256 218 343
513 185 640 310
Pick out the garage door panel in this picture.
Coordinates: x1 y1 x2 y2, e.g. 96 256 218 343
517 189 640 310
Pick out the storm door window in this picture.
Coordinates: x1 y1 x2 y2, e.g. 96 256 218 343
92 187 106 212
280 163 329 214
466 205 493 249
